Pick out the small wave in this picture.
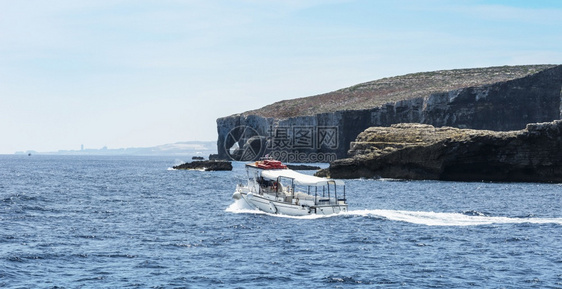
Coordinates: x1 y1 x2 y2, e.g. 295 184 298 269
348 209 562 226
135 260 168 269
324 275 376 285
1 194 43 203
461 210 491 217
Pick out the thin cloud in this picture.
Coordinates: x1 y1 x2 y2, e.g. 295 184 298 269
440 3 562 25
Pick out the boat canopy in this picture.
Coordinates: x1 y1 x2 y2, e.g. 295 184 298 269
260 169 344 186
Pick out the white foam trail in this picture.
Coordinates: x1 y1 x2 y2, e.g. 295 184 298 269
167 167 206 171
226 202 562 225
349 209 562 226
225 199 261 214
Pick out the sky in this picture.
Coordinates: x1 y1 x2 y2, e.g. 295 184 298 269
1 0 562 154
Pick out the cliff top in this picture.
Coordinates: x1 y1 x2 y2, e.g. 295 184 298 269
243 64 557 119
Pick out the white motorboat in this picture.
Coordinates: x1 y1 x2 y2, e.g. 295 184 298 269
232 159 348 216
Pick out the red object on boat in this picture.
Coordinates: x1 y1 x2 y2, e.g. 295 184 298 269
256 160 287 169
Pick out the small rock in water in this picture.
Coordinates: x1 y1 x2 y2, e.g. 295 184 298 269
173 160 232 171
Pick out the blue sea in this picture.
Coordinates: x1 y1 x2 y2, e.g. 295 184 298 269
1 155 561 288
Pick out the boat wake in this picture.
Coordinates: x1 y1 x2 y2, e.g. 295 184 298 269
225 199 261 214
349 209 562 226
227 200 562 225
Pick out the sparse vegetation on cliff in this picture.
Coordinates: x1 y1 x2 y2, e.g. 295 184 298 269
244 65 556 119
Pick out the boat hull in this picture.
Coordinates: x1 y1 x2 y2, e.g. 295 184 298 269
233 191 348 216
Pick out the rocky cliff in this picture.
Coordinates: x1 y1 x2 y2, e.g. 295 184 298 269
217 65 562 162
316 121 562 182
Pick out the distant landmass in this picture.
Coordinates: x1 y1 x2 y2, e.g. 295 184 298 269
16 141 217 156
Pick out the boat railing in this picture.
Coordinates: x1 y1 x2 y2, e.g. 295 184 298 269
294 191 342 206
253 171 346 206
308 181 346 206
316 196 339 205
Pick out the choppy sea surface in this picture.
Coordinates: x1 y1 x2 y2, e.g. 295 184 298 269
1 155 561 288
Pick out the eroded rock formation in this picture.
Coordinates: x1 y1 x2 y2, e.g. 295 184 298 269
316 121 562 182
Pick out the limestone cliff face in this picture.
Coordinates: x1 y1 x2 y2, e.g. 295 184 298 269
216 113 344 162
419 66 562 130
217 65 562 162
316 121 562 182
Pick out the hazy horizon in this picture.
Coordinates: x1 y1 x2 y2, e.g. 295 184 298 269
9 140 218 156
2 0 562 154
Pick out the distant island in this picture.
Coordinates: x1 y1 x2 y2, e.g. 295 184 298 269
15 141 217 156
